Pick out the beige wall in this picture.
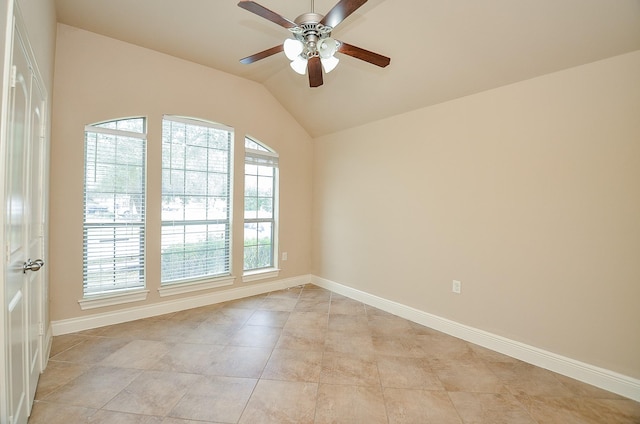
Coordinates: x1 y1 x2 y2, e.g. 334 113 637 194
50 24 313 321
312 50 640 379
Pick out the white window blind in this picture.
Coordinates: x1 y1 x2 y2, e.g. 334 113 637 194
161 116 233 284
83 118 146 296
244 137 278 271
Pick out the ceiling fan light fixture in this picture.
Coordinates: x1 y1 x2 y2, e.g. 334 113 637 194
317 37 338 59
321 55 339 73
283 38 304 60
290 56 308 74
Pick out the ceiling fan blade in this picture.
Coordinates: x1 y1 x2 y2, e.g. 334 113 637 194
337 41 390 68
320 0 368 28
238 1 297 29
308 56 323 87
240 44 284 64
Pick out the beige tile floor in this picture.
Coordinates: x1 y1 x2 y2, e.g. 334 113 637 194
29 284 640 423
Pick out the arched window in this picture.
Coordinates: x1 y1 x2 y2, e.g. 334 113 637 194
83 117 146 296
244 137 279 274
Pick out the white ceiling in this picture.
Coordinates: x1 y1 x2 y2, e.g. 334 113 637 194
54 0 640 137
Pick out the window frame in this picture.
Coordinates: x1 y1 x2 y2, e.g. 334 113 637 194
81 117 147 301
243 136 279 281
159 115 234 288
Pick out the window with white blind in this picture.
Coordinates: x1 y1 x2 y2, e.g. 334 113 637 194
83 118 146 297
161 116 233 284
244 137 278 273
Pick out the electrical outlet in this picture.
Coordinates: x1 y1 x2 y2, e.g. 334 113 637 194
452 280 461 294
282 252 288 261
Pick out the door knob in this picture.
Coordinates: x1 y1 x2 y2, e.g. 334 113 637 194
23 259 44 273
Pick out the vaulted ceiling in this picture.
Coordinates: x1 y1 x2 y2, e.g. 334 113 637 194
54 0 640 137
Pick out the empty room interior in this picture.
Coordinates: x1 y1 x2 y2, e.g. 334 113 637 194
1 0 639 423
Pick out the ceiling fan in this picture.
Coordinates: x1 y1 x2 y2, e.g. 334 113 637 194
238 0 391 88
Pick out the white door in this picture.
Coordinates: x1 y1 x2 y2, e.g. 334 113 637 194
5 23 45 424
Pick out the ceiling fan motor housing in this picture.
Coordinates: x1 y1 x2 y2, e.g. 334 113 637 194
291 13 333 58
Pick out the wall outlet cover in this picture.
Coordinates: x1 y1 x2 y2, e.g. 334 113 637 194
453 280 461 294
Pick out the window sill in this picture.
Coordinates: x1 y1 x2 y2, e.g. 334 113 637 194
158 275 236 297
78 289 150 310
242 268 280 283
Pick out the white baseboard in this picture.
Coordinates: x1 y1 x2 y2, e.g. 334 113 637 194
51 275 311 336
312 275 640 402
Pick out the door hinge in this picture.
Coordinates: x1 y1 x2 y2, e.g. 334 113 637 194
38 323 44 336
10 65 17 88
